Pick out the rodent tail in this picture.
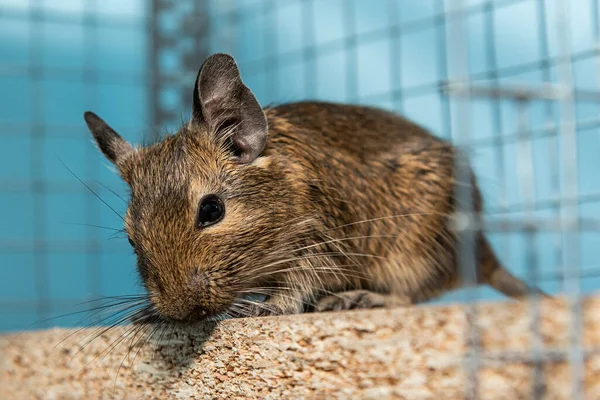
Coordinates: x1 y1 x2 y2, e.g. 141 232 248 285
478 236 550 299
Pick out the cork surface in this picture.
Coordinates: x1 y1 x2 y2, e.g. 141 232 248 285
1 296 599 399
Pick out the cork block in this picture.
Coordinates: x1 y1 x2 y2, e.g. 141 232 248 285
1 296 599 399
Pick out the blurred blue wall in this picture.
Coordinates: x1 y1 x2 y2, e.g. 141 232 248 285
0 0 147 331
1 0 599 332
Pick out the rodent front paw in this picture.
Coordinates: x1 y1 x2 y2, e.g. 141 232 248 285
316 290 410 312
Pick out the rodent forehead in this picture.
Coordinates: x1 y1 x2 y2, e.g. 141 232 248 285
128 133 228 191
123 134 232 232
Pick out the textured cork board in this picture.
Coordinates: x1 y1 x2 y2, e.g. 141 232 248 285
1 296 599 399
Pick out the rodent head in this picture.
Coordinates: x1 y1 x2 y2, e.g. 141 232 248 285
84 54 306 323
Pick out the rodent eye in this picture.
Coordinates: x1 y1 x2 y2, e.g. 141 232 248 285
196 194 225 229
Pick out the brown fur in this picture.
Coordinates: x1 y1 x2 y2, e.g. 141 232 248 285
118 101 538 321
85 54 542 323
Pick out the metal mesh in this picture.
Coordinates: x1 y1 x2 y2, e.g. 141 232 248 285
206 1 600 286
442 1 588 397
177 1 600 397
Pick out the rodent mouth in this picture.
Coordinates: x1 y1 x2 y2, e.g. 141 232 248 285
135 293 269 325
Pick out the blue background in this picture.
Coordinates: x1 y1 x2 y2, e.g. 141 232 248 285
1 0 599 332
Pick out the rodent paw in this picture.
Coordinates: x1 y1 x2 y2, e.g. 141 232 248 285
315 290 410 313
229 304 276 318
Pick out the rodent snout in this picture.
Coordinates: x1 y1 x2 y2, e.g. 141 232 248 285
150 270 228 323
184 272 210 321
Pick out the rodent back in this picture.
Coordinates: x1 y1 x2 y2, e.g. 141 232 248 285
263 101 465 298
264 100 458 229
83 53 484 318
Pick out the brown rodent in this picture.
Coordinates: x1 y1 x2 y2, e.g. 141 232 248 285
83 53 544 323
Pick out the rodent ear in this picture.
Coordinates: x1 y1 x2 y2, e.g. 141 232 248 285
191 53 267 164
83 111 135 165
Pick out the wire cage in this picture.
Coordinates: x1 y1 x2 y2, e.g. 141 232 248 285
1 0 599 397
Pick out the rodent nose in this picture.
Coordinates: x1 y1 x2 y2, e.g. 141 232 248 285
183 272 210 321
189 271 209 293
